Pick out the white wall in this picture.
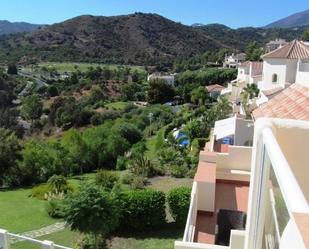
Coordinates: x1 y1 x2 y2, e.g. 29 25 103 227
261 59 287 90
216 146 252 171
285 59 298 83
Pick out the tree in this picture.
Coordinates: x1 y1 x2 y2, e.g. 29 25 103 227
213 96 232 120
7 64 18 75
243 83 259 99
20 94 43 125
62 129 89 173
190 86 208 106
0 128 20 184
245 42 263 61
64 185 119 248
47 85 59 97
303 30 309 41
147 79 175 104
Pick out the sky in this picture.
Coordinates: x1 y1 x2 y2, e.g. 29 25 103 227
0 0 308 28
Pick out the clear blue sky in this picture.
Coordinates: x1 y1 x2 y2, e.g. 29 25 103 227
1 0 308 28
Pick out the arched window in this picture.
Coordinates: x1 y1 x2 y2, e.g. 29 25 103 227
272 74 278 83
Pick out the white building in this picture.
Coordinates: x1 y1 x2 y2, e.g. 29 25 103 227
265 38 287 53
256 40 309 105
175 99 309 249
223 53 246 68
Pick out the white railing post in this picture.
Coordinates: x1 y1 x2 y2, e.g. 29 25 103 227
0 229 10 249
42 240 54 249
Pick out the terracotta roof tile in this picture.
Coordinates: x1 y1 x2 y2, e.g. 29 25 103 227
206 84 225 93
263 40 309 59
253 84 309 121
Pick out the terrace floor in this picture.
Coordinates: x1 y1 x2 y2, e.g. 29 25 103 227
193 180 249 244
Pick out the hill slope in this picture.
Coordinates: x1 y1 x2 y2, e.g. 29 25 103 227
265 9 309 28
0 13 229 65
0 13 305 65
0 20 41 35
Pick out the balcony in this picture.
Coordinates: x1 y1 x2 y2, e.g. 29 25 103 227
175 145 251 249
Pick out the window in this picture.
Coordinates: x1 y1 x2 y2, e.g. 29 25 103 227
272 74 278 83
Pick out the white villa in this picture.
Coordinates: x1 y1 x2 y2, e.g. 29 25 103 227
265 39 287 53
223 53 246 68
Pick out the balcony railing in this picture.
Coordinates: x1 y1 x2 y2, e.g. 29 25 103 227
183 182 198 242
245 119 309 249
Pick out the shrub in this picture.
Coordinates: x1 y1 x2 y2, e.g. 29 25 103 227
121 172 135 185
119 189 166 230
167 187 191 224
95 170 119 190
170 164 188 178
130 176 146 190
32 182 75 200
116 156 128 171
64 185 120 236
46 199 67 218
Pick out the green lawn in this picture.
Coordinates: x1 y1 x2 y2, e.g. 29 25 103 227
147 176 193 193
105 101 130 110
12 228 81 249
37 62 145 73
108 225 183 249
0 188 57 233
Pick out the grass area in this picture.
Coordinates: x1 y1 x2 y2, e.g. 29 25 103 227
108 225 183 249
147 176 193 193
145 127 166 161
0 188 57 233
105 101 130 110
37 62 145 73
12 228 81 249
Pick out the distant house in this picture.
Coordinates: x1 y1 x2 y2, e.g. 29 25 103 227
147 73 175 85
265 38 287 53
223 53 246 68
206 84 225 98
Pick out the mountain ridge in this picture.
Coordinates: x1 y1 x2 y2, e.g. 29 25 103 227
265 9 309 28
0 20 42 35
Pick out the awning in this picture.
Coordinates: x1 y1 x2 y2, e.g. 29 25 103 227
213 116 236 140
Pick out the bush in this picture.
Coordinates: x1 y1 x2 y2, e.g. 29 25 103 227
116 156 128 171
119 189 166 230
46 199 67 218
170 164 188 178
167 187 191 224
130 176 146 190
32 182 75 200
95 170 119 190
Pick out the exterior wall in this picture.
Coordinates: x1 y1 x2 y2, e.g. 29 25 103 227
197 181 215 212
237 67 249 82
216 146 252 171
296 60 309 87
234 119 254 146
285 59 298 83
275 122 309 202
261 59 287 90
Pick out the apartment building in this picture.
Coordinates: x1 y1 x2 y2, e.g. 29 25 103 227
175 41 309 249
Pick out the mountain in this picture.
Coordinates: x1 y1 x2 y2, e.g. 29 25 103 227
0 13 305 65
265 9 309 28
194 24 304 49
0 20 42 35
0 13 230 65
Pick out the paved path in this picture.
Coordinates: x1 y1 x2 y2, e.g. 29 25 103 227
10 222 66 243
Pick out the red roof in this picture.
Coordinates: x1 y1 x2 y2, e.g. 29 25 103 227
253 84 309 121
262 40 309 59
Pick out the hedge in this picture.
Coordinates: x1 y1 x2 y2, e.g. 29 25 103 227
167 187 191 224
119 189 166 230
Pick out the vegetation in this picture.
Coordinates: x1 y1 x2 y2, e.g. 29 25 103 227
167 187 191 225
